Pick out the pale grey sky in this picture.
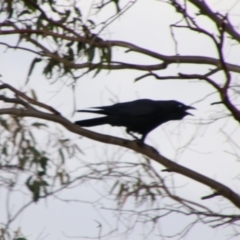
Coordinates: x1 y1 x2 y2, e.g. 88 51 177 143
0 1 240 239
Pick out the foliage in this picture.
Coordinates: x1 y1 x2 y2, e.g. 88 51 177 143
0 0 127 82
0 0 240 239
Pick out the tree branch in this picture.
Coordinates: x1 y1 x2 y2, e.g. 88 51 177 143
0 84 60 115
0 106 239 210
189 0 240 43
1 29 240 73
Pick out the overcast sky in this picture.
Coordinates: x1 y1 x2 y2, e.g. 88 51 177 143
1 1 240 239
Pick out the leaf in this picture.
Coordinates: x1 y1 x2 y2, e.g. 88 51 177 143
110 180 119 194
38 171 45 176
87 47 95 62
58 149 65 163
41 180 49 186
66 47 74 62
93 63 103 78
26 58 42 84
57 171 70 185
66 41 74 47
29 146 40 159
26 176 33 191
113 0 120 13
2 145 8 156
149 192 156 204
74 7 82 17
0 118 10 131
117 183 126 198
43 58 59 78
87 19 95 28
30 89 38 100
57 172 64 185
77 42 85 53
26 177 42 202
40 156 48 172
18 9 31 17
6 0 13 18
59 138 70 144
41 180 49 195
19 157 28 169
104 47 112 65
32 180 40 202
28 130 36 145
22 0 37 12
32 122 48 128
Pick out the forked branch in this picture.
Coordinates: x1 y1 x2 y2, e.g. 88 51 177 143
0 84 240 210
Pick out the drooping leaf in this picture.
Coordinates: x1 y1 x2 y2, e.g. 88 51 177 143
18 9 31 17
77 42 86 53
112 0 121 13
43 58 59 78
32 180 40 202
87 46 95 62
66 41 74 47
38 171 45 176
93 63 102 78
19 157 28 169
26 176 33 191
74 6 82 17
2 145 8 156
0 118 10 131
6 0 13 18
30 89 38 101
110 180 119 194
32 122 48 128
66 47 74 62
26 58 42 84
58 149 65 163
40 156 48 172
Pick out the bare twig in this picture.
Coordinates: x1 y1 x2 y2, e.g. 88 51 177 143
189 0 240 43
202 192 220 200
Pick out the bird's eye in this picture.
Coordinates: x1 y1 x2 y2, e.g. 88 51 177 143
178 104 184 108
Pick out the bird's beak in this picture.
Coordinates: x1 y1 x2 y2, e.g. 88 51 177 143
185 106 196 116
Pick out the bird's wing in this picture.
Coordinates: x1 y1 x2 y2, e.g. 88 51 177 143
95 99 162 116
77 109 105 114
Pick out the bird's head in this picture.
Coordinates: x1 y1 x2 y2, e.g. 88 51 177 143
168 101 196 119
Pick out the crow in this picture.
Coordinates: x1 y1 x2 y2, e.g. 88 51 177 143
75 99 195 142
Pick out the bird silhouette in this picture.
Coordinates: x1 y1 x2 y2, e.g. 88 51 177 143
75 99 195 142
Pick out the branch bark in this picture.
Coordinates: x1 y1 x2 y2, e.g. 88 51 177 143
0 107 239 209
1 30 240 73
189 0 240 43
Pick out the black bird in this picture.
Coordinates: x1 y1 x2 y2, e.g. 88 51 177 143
75 99 195 142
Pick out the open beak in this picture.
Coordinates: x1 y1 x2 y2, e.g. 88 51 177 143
185 106 196 116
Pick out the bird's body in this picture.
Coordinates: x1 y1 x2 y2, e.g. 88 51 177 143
75 99 195 142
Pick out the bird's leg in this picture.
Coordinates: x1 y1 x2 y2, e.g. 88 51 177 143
126 129 140 141
140 134 146 143
126 129 147 145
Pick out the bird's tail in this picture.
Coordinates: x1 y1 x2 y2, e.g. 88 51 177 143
75 117 108 127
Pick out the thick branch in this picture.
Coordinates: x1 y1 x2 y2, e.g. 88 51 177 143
1 29 240 73
0 107 240 209
0 84 60 115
